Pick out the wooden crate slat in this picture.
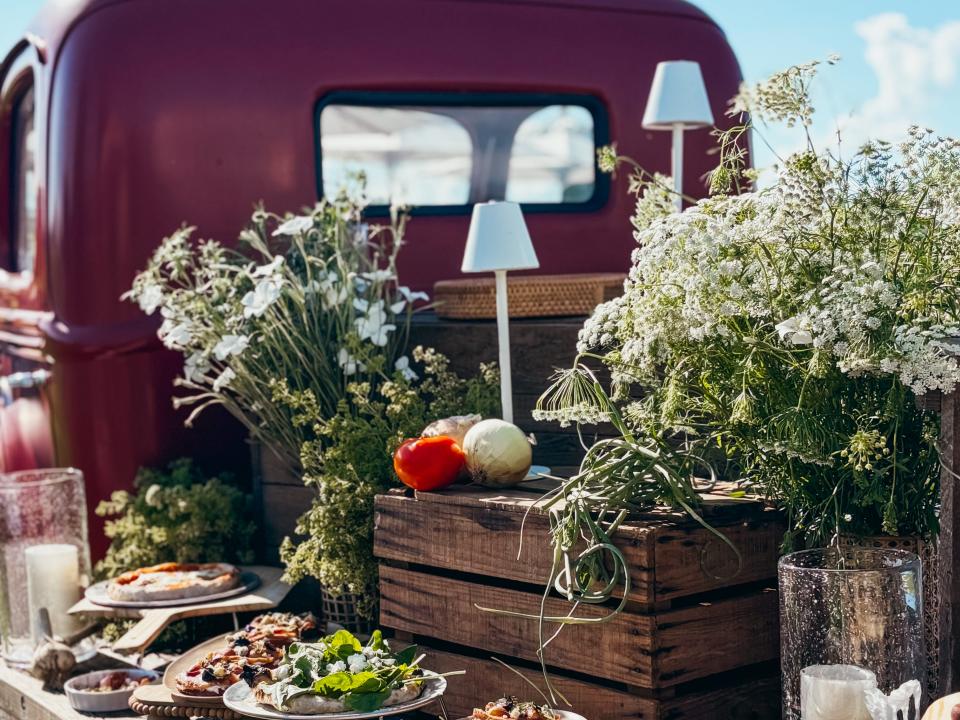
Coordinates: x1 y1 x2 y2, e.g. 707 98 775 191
422 645 781 720
652 519 784 601
374 493 656 599
379 566 779 689
374 491 784 605
654 589 780 685
422 646 658 720
379 565 655 686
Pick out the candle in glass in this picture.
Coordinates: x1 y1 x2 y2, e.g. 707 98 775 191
801 665 876 720
25 544 83 640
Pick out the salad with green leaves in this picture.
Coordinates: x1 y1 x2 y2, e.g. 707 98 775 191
252 629 424 714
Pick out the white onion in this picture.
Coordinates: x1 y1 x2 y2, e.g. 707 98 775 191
421 414 481 447
462 419 533 487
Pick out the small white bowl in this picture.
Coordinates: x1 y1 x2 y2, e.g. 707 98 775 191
555 712 588 720
64 669 159 712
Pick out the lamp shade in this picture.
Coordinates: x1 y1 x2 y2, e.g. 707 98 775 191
461 201 539 273
642 60 714 130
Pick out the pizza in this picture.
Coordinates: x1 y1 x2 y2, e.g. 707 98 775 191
107 562 241 602
472 697 560 720
250 629 425 714
175 612 318 698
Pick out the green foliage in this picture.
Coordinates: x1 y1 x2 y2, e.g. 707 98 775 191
94 458 256 580
93 459 256 648
276 347 499 622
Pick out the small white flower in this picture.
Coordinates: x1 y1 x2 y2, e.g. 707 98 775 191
352 298 369 313
775 316 813 345
252 255 284 277
398 286 430 303
138 284 164 315
184 353 209 383
242 278 282 318
162 322 193 349
326 661 346 674
213 366 236 392
390 300 407 314
272 216 313 237
395 356 418 381
346 653 368 673
355 301 395 346
337 347 365 375
144 484 163 508
213 334 250 360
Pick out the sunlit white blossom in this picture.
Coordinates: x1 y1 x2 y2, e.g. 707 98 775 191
242 278 282 318
213 334 250 360
395 356 418 381
272 216 313 237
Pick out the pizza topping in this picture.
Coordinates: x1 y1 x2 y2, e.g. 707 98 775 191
472 697 559 720
257 629 423 713
176 612 318 698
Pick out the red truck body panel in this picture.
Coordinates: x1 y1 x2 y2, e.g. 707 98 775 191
0 0 742 555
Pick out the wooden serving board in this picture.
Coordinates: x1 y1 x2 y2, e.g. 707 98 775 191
68 566 289 655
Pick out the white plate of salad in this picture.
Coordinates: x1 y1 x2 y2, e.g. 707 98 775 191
222 629 448 719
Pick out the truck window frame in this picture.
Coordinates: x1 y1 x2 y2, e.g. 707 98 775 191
0 48 38 280
314 90 610 217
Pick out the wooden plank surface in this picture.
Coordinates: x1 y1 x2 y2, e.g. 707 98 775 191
421 646 658 720
379 566 779 689
379 564 654 686
374 488 782 605
374 492 657 600
426 646 781 720
0 660 136 720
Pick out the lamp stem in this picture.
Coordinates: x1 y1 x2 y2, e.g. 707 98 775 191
494 269 513 424
671 124 684 212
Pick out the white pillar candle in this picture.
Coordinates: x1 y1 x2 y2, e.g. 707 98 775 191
801 664 877 720
25 543 83 641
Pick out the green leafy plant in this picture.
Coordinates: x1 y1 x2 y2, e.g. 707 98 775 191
276 347 499 622
94 458 256 646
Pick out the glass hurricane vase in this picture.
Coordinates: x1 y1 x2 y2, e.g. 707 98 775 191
0 468 93 666
779 547 924 719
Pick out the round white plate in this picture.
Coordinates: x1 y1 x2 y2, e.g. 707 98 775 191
84 570 261 608
222 672 448 720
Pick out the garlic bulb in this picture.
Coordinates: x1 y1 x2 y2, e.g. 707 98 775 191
462 419 533 487
421 414 481 447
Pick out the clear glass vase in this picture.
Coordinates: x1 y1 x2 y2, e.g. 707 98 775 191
779 547 924 719
0 468 93 666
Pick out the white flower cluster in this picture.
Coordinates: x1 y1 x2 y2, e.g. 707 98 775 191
576 136 960 397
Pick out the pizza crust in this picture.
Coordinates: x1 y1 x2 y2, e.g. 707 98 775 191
107 562 240 602
253 681 422 715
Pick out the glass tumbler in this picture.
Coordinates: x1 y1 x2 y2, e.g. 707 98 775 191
779 547 924 719
0 468 93 666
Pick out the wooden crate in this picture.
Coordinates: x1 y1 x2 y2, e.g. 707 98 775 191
374 485 785 720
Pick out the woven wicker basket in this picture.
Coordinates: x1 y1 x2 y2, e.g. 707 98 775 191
433 272 626 320
321 588 375 636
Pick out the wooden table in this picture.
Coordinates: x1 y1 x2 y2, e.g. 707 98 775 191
0 661 136 720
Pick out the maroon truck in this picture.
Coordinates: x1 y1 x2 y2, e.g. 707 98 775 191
0 0 743 553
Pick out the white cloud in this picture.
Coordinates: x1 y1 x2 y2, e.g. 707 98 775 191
835 13 960 148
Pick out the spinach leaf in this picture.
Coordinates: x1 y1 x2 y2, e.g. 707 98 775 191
343 690 391 713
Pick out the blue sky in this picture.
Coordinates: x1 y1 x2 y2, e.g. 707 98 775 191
2 0 959 174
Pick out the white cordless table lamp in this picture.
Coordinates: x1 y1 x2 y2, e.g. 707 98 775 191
461 201 539 424
642 60 714 211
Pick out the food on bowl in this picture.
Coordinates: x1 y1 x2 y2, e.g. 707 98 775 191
176 612 318 697
252 629 424 714
77 671 152 693
473 697 560 719
107 562 241 602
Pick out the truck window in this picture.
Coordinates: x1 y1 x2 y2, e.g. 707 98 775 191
316 92 607 214
9 82 36 275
